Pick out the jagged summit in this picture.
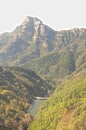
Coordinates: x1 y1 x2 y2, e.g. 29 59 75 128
22 16 43 26
22 16 31 25
0 16 86 67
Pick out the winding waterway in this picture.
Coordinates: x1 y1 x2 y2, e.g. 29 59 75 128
27 98 46 116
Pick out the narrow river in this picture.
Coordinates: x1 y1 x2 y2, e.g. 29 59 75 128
27 99 45 116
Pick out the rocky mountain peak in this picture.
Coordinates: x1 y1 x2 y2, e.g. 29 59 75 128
22 16 42 26
33 17 42 25
0 16 86 66
22 16 32 25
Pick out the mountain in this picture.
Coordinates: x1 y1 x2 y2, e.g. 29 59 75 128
0 16 86 130
29 70 86 130
0 16 86 84
0 66 52 130
23 27 86 83
0 16 85 66
0 16 55 65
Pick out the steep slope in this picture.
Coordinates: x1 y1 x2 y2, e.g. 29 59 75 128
0 66 52 130
0 16 55 65
0 16 86 83
0 16 86 67
24 35 86 83
29 70 86 130
24 51 75 84
0 67 51 97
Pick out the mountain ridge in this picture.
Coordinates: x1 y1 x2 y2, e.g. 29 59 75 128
0 16 86 66
0 16 86 84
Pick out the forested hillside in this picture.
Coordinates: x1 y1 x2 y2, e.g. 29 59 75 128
24 39 86 85
29 70 86 130
0 67 51 130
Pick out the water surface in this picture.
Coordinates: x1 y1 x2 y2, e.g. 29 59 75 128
27 99 44 116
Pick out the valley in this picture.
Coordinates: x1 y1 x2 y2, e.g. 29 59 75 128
0 66 52 130
0 16 86 130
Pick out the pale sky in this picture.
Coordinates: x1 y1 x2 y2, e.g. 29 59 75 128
0 0 86 34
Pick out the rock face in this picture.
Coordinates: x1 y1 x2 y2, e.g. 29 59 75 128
0 16 56 65
12 16 56 54
0 16 86 66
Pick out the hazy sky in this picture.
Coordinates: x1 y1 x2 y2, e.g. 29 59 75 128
0 0 86 34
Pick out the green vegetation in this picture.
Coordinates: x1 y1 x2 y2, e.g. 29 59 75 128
29 70 86 130
0 19 86 88
24 50 75 85
1 17 86 130
0 67 52 130
23 40 86 86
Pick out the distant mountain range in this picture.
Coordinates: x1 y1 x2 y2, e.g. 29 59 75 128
0 16 85 64
0 16 55 65
0 16 86 82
